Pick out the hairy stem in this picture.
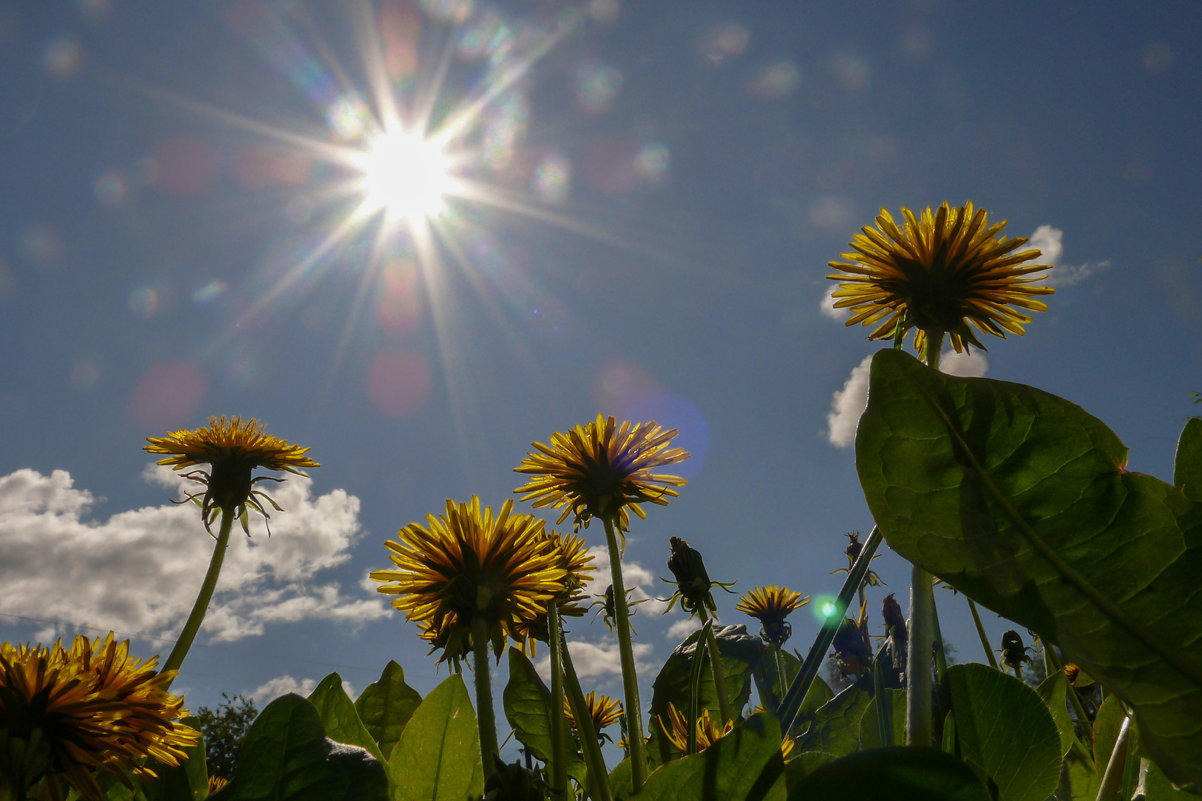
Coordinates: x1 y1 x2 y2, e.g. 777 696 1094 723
472 618 500 771
560 628 614 801
700 612 734 725
603 516 647 791
548 604 569 801
906 565 935 747
160 508 234 685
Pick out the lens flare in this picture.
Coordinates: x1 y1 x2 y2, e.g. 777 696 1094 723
355 129 452 225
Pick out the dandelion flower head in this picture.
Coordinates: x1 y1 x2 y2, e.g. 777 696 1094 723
827 202 1054 353
736 585 809 647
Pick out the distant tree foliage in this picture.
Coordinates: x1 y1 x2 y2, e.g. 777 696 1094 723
192 692 258 780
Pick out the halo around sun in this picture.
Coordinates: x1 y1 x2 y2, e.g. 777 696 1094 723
354 127 453 226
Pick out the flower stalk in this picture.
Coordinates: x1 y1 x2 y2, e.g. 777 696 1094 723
160 506 234 684
560 632 615 801
603 515 648 790
547 604 569 801
471 617 501 770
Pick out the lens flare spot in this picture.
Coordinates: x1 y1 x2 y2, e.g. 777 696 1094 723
151 137 217 196
94 170 129 207
42 35 84 78
532 153 572 203
812 595 840 623
326 94 371 140
635 142 670 183
192 280 227 304
623 393 710 480
69 360 100 392
376 260 422 333
698 23 749 65
379 1 421 79
368 349 431 417
574 59 622 114
127 285 159 318
129 361 206 431
747 59 802 99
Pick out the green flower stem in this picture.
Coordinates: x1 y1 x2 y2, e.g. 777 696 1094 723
930 586 948 683
778 526 883 733
699 612 733 725
772 646 790 705
967 598 998 669
1095 713 1132 801
471 618 501 771
906 565 935 747
686 620 711 756
602 515 647 791
547 604 569 801
560 625 615 801
160 506 234 685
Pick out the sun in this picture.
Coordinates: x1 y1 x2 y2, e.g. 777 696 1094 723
354 127 452 225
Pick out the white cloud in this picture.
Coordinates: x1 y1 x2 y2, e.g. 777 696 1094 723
825 355 874 447
537 637 655 682
251 674 357 705
585 547 674 618
940 350 988 377
0 467 388 645
819 286 849 321
1026 224 1110 287
826 351 990 447
666 617 700 642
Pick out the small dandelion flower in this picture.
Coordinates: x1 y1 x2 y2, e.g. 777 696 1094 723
513 529 596 656
145 415 318 534
514 415 688 540
828 202 1054 353
0 633 199 801
656 703 733 754
736 586 809 647
370 497 567 669
563 691 622 745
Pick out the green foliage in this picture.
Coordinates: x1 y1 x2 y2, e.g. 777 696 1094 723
388 674 484 801
502 649 587 788
193 693 258 781
786 747 991 801
307 673 386 765
794 684 870 759
354 661 423 760
855 348 1202 789
942 664 1061 801
219 693 387 801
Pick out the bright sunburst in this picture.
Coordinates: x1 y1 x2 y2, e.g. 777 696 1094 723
354 127 452 226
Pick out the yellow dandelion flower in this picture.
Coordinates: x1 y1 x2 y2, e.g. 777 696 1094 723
208 775 230 794
513 529 596 656
0 633 199 801
370 497 568 668
736 586 809 647
514 414 689 537
564 691 623 744
656 703 733 754
828 202 1054 353
145 416 318 534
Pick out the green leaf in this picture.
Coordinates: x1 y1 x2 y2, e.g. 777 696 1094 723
1145 757 1202 799
858 688 906 749
502 649 587 788
389 674 484 801
1092 695 1127 779
794 683 869 759
227 694 388 801
785 747 991 801
943 664 1061 801
1176 418 1202 501
647 624 761 764
631 712 785 801
1035 671 1077 758
752 650 833 718
308 673 386 765
355 661 423 761
855 348 1202 789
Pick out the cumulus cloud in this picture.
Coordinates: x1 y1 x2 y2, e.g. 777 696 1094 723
666 617 701 642
819 286 849 321
251 674 357 705
1026 225 1110 287
537 637 656 682
826 355 874 448
584 547 674 618
0 466 388 644
825 351 990 447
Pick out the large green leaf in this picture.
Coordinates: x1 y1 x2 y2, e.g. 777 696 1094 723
631 712 785 801
502 649 587 788
943 664 1061 801
793 684 869 759
858 688 906 749
308 673 386 765
1176 418 1202 502
785 747 990 801
225 694 388 801
752 650 833 720
855 349 1202 789
389 675 484 801
1034 671 1076 758
355 661 422 761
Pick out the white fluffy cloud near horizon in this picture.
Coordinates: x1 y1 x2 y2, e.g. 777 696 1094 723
0 465 388 644
1026 225 1110 287
825 349 988 447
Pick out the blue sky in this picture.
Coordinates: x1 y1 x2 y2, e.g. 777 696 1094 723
2 0 1199 748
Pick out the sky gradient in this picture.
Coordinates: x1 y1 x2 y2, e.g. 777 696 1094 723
2 0 1200 754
